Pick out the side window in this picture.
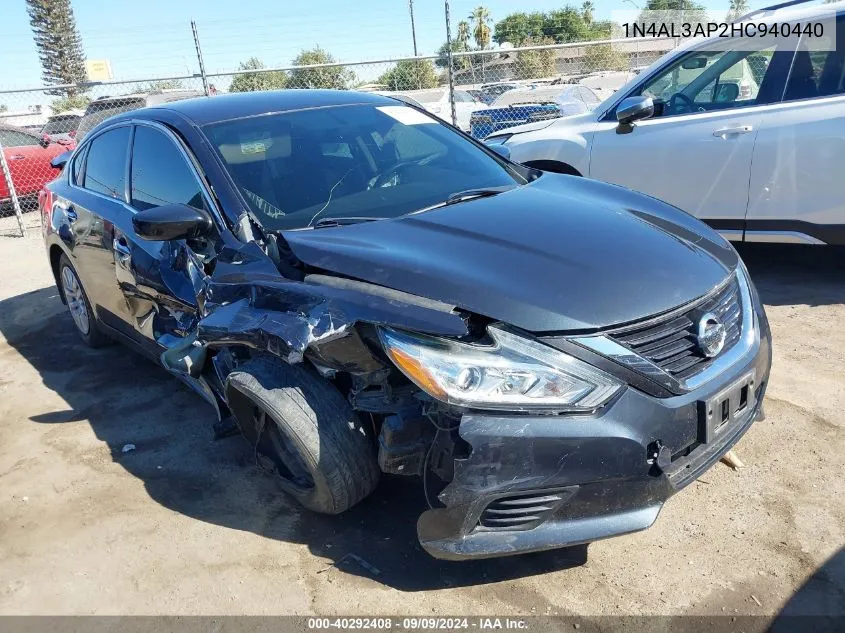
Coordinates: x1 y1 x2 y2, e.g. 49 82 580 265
84 126 131 199
784 17 845 101
71 145 88 185
637 43 779 118
130 126 207 212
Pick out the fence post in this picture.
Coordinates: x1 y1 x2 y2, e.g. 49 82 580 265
0 137 27 238
443 0 458 128
191 20 210 96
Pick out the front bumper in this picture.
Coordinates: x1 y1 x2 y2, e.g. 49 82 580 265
417 312 772 561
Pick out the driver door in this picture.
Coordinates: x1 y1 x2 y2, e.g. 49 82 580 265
589 41 792 235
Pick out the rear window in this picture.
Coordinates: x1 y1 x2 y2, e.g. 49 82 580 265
77 98 145 139
43 115 80 135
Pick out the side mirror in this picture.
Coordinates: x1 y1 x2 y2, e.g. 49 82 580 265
39 135 51 149
50 151 72 170
616 96 655 125
132 204 213 241
487 144 511 160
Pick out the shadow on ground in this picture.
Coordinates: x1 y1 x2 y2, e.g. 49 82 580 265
736 244 845 307
0 286 586 592
771 547 845 631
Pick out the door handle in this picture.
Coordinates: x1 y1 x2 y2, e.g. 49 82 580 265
112 238 131 266
713 125 753 137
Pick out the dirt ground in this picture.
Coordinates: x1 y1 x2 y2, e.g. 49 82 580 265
0 213 843 617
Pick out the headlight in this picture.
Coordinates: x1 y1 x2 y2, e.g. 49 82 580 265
378 325 623 412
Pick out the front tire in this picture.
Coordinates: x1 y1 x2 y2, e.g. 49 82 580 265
58 254 109 348
225 357 380 514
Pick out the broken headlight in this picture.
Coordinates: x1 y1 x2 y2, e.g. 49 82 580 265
378 326 622 412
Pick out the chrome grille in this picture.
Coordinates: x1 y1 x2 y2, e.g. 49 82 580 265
477 491 567 531
610 277 743 381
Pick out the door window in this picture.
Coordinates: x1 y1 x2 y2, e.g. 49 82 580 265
83 126 131 199
635 41 785 118
783 17 845 101
130 126 207 211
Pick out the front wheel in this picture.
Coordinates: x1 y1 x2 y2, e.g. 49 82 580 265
225 357 380 514
58 254 109 348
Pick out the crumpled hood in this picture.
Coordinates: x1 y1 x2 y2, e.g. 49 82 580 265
282 174 739 333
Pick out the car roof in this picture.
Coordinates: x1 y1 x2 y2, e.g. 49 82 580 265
49 109 85 119
149 89 398 125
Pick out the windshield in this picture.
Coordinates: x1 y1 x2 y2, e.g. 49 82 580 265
204 103 523 231
43 115 80 134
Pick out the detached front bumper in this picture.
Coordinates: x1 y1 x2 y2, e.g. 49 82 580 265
417 325 771 561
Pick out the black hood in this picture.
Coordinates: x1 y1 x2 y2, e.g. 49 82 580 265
282 174 739 333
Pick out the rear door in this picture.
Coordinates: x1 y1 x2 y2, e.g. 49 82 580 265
745 15 845 244
113 123 215 344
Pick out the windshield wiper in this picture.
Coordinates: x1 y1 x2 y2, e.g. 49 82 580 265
312 217 383 229
444 186 516 206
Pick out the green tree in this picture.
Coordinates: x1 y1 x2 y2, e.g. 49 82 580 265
229 57 287 92
469 6 493 49
581 1 595 25
457 20 471 49
26 0 87 97
583 44 629 72
436 40 470 69
544 7 592 42
493 12 546 45
516 37 557 80
378 59 439 91
289 47 354 89
51 94 90 113
639 0 707 30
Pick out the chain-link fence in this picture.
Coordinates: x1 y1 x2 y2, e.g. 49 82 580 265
0 17 678 236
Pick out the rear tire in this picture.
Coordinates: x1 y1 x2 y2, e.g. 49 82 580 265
58 254 109 348
225 356 380 514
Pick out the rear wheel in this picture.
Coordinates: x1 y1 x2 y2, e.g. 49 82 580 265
58 254 109 348
225 357 380 514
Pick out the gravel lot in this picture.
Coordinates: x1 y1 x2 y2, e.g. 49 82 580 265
0 214 843 617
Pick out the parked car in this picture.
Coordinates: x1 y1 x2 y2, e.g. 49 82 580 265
40 109 84 144
0 124 72 212
470 85 602 139
490 4 845 245
76 89 204 140
42 89 770 560
401 87 490 131
480 82 520 100
467 89 495 105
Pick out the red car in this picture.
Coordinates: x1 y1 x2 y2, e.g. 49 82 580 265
1 124 74 212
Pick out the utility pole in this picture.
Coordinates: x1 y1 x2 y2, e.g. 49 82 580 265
191 20 210 96
409 0 419 56
444 0 457 128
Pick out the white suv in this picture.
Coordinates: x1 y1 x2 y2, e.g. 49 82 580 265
491 3 845 245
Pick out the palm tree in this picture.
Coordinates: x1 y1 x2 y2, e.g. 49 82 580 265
457 20 471 50
582 1 595 25
468 6 492 49
727 0 749 20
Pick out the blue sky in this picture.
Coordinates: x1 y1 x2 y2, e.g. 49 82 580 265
0 0 744 91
